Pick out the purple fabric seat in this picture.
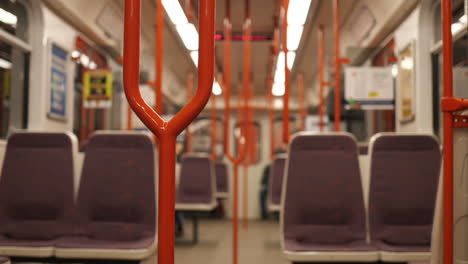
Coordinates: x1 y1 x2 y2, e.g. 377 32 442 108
56 133 156 251
0 133 75 249
0 257 8 264
268 155 286 212
369 134 441 253
282 133 375 255
358 144 369 155
215 162 228 196
176 154 216 210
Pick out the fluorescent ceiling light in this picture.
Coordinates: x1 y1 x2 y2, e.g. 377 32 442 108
161 0 188 25
459 14 467 24
80 54 90 66
89 61 98 70
0 8 17 25
0 58 12 69
71 50 81 59
401 57 413 70
287 0 312 25
287 51 296 69
274 98 284 109
272 82 285 97
391 64 398 77
452 22 465 34
213 80 222 95
176 23 199 50
287 25 304 51
190 51 198 68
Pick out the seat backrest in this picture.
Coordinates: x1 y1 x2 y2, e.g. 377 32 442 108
368 133 441 246
215 162 228 194
281 133 367 245
77 132 156 241
269 155 287 206
0 132 76 240
177 154 215 204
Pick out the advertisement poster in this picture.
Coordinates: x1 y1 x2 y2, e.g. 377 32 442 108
48 43 68 120
83 70 113 109
345 67 394 110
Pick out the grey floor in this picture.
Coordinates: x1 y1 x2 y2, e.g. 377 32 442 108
175 219 289 264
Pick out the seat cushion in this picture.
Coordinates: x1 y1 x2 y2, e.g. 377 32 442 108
55 234 155 250
0 235 55 247
284 239 377 252
373 240 430 252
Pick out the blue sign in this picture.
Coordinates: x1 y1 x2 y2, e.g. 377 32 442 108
49 43 68 120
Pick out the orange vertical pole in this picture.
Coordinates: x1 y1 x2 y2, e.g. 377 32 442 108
242 0 252 230
123 2 215 264
186 73 194 153
442 0 454 263
155 0 163 116
211 92 217 160
318 25 330 132
298 73 306 131
268 77 275 160
333 0 341 132
282 0 290 143
223 0 249 262
80 95 87 143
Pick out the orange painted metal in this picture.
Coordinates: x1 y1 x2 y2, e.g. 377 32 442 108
298 73 306 131
241 0 252 230
333 0 341 131
268 77 275 160
222 0 249 262
155 0 163 117
282 0 290 143
318 24 330 132
211 92 217 160
185 0 193 22
123 2 214 264
88 109 95 136
186 73 194 152
441 0 454 263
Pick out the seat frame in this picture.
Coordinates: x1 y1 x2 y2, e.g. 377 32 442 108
280 132 379 262
368 133 439 262
267 154 287 213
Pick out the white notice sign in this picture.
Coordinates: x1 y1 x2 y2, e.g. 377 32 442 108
345 67 394 110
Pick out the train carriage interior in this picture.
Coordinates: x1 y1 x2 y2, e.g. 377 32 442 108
0 0 466 263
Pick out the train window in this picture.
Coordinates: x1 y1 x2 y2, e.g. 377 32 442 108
0 1 29 138
189 117 224 158
234 121 261 164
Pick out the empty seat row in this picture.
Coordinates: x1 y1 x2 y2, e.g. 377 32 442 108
281 133 441 263
0 132 157 262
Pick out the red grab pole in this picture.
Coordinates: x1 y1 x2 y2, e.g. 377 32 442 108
155 0 163 116
318 24 331 132
211 89 217 160
333 0 341 131
268 77 275 160
123 2 215 264
223 0 249 262
298 73 306 131
187 73 194 152
441 0 454 263
282 0 290 143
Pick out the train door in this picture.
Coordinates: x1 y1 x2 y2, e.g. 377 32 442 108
0 1 29 138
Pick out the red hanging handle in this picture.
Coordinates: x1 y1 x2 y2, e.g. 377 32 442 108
123 1 215 264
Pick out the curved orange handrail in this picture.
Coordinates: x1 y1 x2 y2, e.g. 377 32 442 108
186 73 194 152
123 1 215 264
